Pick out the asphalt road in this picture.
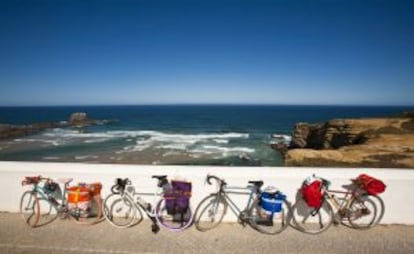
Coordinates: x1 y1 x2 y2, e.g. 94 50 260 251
0 212 413 254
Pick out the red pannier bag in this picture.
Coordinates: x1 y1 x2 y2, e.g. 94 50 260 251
354 174 386 195
301 181 322 208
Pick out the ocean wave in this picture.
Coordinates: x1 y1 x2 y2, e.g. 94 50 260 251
43 156 60 160
75 155 99 160
107 130 250 153
14 138 61 146
198 145 255 154
157 143 188 151
43 129 249 140
213 139 229 144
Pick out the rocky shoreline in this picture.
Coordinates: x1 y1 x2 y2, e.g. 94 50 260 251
0 112 112 140
280 112 414 168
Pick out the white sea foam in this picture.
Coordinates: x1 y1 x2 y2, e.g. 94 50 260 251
157 143 188 151
213 139 229 144
111 130 250 154
43 156 60 160
199 145 255 154
14 138 60 146
75 155 99 160
43 129 248 140
84 138 111 143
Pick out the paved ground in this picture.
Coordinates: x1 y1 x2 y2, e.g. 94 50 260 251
0 212 413 254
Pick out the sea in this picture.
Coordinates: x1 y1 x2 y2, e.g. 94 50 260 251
0 105 412 166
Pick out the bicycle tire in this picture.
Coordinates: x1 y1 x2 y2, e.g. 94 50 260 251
292 198 334 234
102 194 137 228
35 196 59 227
249 198 292 235
365 194 385 226
20 191 40 227
155 197 193 232
194 194 228 232
348 196 377 229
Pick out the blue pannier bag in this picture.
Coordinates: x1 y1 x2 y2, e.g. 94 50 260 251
260 191 285 213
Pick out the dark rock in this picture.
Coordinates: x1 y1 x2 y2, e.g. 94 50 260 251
69 112 88 123
0 113 112 140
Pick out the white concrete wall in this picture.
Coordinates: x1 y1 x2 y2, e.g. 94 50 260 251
1 161 413 224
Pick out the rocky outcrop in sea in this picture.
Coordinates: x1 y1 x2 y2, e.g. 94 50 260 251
283 113 414 168
0 112 112 140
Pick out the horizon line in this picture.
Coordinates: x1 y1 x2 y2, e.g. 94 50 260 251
0 103 414 108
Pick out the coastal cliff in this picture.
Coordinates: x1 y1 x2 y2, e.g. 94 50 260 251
284 113 414 168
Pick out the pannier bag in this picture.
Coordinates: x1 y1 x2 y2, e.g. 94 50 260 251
260 186 285 213
354 174 386 195
301 179 323 208
165 180 192 215
67 186 91 211
66 183 102 212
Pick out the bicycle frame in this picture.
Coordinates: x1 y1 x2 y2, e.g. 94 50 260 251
121 185 163 218
215 185 258 221
29 180 69 214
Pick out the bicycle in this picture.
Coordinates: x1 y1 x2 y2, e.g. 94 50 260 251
292 176 382 234
20 176 103 227
194 174 291 235
102 175 193 233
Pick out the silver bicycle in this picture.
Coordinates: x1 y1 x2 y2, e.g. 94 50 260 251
194 174 291 235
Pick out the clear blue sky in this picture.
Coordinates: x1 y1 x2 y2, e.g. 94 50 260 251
0 0 413 106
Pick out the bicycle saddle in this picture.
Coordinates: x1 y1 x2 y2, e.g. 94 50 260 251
152 175 167 180
57 178 73 185
248 180 264 188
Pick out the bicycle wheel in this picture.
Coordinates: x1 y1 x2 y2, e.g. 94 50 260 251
365 194 385 226
155 197 193 232
36 196 58 227
20 191 39 227
348 196 377 229
69 195 104 225
249 198 292 235
292 198 334 234
194 194 228 232
103 194 137 228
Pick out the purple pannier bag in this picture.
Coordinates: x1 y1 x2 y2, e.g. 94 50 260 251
165 180 192 214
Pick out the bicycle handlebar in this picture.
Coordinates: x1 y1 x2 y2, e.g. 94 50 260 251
206 174 227 190
206 175 220 185
21 175 51 186
111 178 131 194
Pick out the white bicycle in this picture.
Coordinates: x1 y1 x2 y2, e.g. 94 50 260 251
102 175 193 233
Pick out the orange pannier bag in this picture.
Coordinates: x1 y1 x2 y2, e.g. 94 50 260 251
88 183 102 196
67 186 92 203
